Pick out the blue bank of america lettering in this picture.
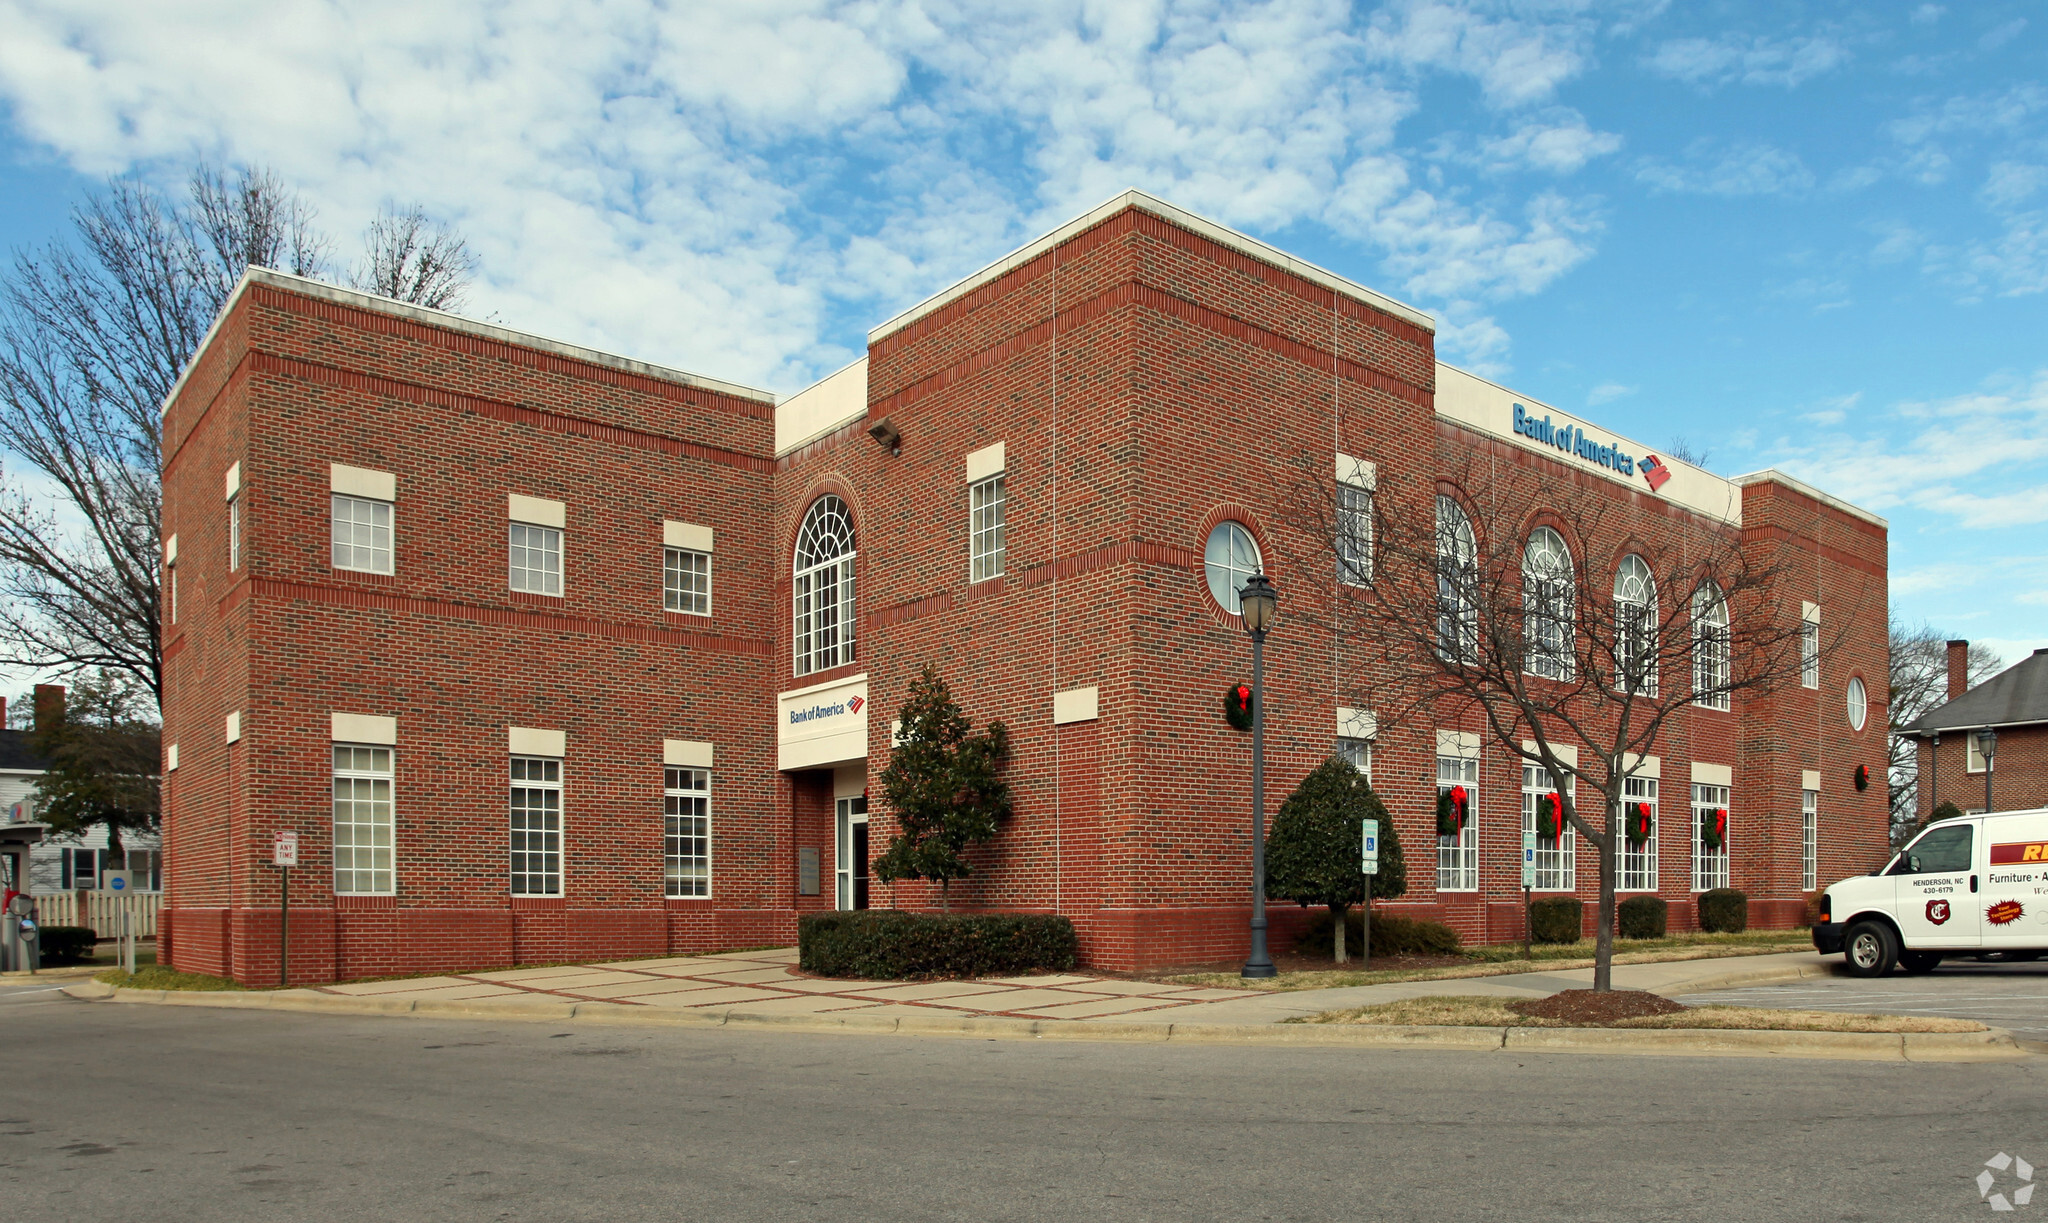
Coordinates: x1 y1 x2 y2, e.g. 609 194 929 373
1512 403 1637 477
788 693 864 724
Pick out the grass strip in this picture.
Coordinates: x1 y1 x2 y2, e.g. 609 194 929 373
1294 993 1986 1034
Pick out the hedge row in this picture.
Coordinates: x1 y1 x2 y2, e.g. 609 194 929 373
1295 911 1464 958
1618 895 1667 939
798 910 1078 980
35 925 96 964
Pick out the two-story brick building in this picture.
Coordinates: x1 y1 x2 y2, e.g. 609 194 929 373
157 190 1892 982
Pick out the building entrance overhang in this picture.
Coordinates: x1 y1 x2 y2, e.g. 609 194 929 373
778 672 869 771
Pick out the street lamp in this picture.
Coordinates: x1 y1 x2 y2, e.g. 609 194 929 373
1240 571 1278 980
1978 727 1997 814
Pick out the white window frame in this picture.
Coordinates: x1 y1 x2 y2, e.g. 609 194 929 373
228 493 242 572
1966 733 1990 774
970 473 1006 583
332 744 395 895
1522 762 1576 891
1336 736 1372 779
1691 782 1731 892
167 560 177 624
1337 481 1372 586
509 522 563 596
1620 775 1658 893
1203 521 1261 614
510 755 563 896
663 547 711 617
332 493 395 575
794 496 857 676
1613 554 1658 696
1435 496 1478 664
1692 583 1731 711
1800 616 1820 689
1436 754 1479 892
664 766 710 898
1523 527 1576 681
1801 788 1818 891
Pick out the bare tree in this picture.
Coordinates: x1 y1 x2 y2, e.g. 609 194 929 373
350 205 475 311
1887 616 2001 845
1281 454 1854 991
0 166 473 709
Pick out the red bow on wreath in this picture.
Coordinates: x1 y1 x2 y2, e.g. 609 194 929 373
1700 806 1728 850
1538 792 1566 840
1625 802 1652 845
1436 786 1471 837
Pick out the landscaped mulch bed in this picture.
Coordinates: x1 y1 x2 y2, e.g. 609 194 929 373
1510 988 1685 1025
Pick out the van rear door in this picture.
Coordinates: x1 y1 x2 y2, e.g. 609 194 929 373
1982 813 2048 951
1890 820 1982 950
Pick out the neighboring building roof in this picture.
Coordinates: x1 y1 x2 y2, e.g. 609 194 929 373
1906 648 2048 735
0 728 49 773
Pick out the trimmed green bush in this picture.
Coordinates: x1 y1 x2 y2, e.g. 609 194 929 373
1617 895 1668 940
1698 888 1748 933
1295 911 1463 959
1528 897 1584 944
798 910 1078 980
36 925 97 964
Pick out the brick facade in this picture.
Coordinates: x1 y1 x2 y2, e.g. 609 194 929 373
160 192 1892 982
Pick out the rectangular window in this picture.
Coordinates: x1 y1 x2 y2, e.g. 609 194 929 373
167 562 177 624
332 745 394 894
664 766 710 898
1337 482 1372 585
1523 763 1576 891
1437 755 1479 892
794 556 854 676
1800 620 1819 689
1336 736 1372 780
332 494 395 574
970 474 1006 582
228 495 241 572
1967 735 1991 774
509 523 563 596
1620 776 1658 893
1801 788 1818 891
123 848 162 891
62 848 105 890
1692 783 1731 892
510 755 563 895
663 547 711 616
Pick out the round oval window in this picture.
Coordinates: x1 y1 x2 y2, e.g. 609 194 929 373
1846 676 1868 731
1204 521 1261 614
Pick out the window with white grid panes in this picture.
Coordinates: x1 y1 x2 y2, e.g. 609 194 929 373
1522 762 1576 891
332 745 394 894
1692 584 1731 710
794 496 856 676
1613 555 1657 696
970 474 1005 582
1801 789 1818 891
509 522 562 596
167 561 177 623
1692 782 1730 891
663 547 710 616
1335 736 1372 779
665 766 710 897
228 495 241 572
1523 528 1576 681
1800 619 1820 689
1437 754 1479 891
1620 775 1657 892
510 755 562 895
331 494 394 574
1337 482 1372 585
1435 496 1478 663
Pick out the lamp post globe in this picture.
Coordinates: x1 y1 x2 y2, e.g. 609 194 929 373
1240 570 1279 980
1979 727 1997 814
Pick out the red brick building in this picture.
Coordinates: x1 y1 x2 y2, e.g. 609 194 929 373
1910 643 2048 819
158 191 1891 982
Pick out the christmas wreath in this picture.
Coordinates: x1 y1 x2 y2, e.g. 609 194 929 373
1436 786 1470 837
1535 791 1566 840
1625 802 1652 846
1699 806 1727 851
1223 683 1254 731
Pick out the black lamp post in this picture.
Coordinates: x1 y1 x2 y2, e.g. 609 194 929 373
1239 571 1278 980
1978 727 1997 814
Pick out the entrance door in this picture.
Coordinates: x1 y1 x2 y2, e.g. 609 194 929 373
835 795 869 910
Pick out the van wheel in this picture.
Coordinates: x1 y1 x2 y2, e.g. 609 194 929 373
1899 950 1941 974
1844 922 1898 977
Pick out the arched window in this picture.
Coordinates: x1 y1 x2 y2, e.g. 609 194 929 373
1613 554 1658 696
1434 495 1477 663
794 496 856 676
1204 521 1261 614
1691 581 1730 710
1523 527 1575 680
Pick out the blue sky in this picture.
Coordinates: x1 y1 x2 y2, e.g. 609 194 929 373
0 0 2042 664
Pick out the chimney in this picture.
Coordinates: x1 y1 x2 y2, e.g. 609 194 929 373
1946 640 1969 701
32 684 64 733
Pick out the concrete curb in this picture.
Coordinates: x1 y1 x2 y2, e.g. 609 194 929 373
1653 961 1839 997
60 979 2030 1062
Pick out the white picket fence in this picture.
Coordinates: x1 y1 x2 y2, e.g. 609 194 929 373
32 891 159 939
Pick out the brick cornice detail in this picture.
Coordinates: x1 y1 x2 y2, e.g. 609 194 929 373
249 351 772 473
246 576 771 655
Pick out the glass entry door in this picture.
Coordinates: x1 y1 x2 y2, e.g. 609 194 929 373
835 794 869 910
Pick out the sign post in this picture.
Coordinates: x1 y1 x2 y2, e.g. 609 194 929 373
273 830 299 986
103 870 134 974
1360 818 1380 971
1521 830 1536 961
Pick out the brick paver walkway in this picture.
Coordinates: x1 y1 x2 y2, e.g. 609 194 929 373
313 947 1250 1020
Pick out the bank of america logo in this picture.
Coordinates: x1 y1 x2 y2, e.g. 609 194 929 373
1640 454 1672 492
848 696 864 713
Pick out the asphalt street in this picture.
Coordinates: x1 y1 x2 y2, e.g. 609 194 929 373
3 982 2045 1222
1687 959 2048 1039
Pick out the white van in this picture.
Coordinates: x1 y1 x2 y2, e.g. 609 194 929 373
1814 806 2048 977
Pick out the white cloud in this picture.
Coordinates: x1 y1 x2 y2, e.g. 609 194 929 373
1635 140 1815 196
1462 112 1623 175
1644 32 1849 90
1587 382 1635 405
1362 0 1597 110
1910 4 1945 25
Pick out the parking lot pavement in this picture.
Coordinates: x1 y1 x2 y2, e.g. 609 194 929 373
1683 959 2048 1038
